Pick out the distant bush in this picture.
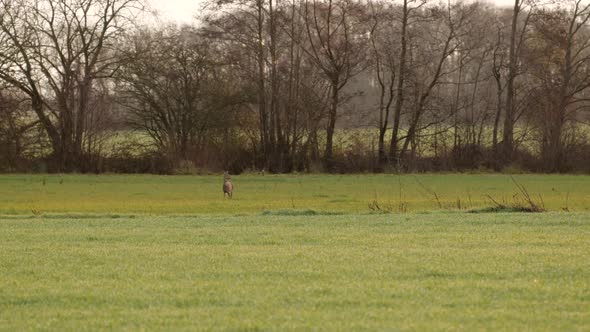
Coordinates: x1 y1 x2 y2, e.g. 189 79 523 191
172 160 200 175
4 129 590 175
501 164 527 174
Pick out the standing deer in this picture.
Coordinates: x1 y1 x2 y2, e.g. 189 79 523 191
223 171 234 198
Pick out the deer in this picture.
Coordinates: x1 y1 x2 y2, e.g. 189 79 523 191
223 171 234 199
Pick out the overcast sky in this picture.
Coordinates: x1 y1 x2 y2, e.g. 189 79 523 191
149 0 517 23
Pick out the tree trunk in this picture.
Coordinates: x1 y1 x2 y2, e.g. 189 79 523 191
389 0 409 164
257 0 269 167
492 75 503 158
31 96 64 171
325 81 339 171
502 0 520 163
543 113 563 172
378 70 395 167
545 26 573 172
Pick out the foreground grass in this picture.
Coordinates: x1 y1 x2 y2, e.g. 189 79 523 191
1 213 589 330
1 174 589 215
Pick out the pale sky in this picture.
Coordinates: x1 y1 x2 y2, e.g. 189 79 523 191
149 0 516 23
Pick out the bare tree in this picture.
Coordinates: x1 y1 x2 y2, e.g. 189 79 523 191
491 17 507 156
300 0 366 170
0 88 40 171
0 0 143 171
119 27 241 167
389 0 428 164
367 1 397 165
398 2 479 162
528 0 590 171
502 0 535 163
1 0 589 174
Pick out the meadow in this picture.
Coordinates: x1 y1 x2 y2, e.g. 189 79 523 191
1 213 589 330
1 174 589 330
0 174 589 215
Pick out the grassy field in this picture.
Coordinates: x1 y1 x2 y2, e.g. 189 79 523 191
1 213 589 330
0 174 589 216
1 174 589 330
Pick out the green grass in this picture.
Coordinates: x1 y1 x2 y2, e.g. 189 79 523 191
1 174 589 329
1 213 589 330
0 174 589 216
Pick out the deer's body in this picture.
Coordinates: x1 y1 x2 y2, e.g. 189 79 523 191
223 172 234 198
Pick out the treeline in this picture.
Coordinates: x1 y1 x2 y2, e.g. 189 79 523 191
1 0 590 174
